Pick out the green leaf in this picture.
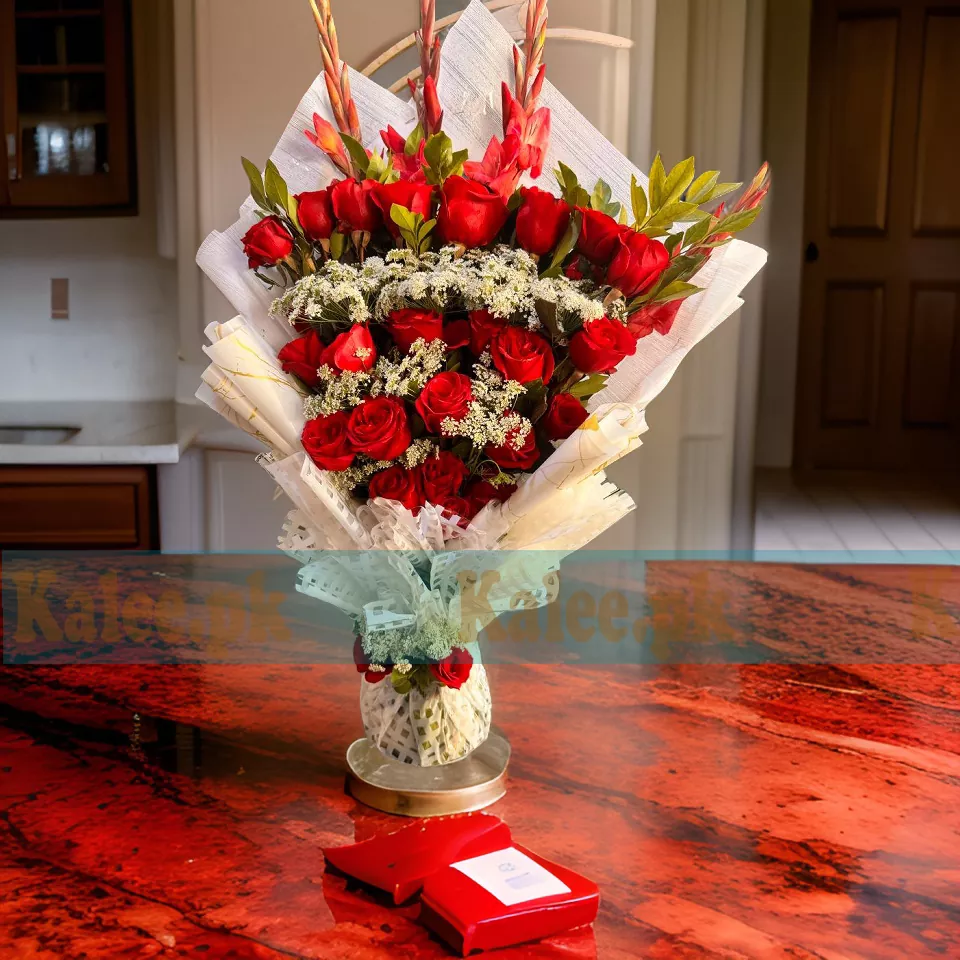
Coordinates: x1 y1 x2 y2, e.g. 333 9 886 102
264 160 290 213
589 179 620 218
539 210 581 279
686 170 719 205
655 280 700 304
708 181 742 202
404 122 425 155
241 157 268 210
391 671 413 695
390 203 417 233
647 200 701 228
717 207 761 235
555 162 590 207
630 174 648 225
663 157 696 205
682 216 715 249
569 374 609 399
649 154 667 211
665 232 683 257
329 232 347 260
339 134 371 176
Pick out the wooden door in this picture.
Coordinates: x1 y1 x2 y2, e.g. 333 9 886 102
795 0 960 470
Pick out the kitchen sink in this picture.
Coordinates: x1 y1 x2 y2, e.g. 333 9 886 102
0 426 81 445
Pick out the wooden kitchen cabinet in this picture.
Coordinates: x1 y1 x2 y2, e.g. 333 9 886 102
0 465 158 549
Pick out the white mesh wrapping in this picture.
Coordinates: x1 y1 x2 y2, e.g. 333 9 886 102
360 662 492 767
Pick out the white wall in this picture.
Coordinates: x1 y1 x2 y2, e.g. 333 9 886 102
753 0 812 468
0 0 178 402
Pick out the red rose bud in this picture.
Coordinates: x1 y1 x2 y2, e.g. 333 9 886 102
330 177 382 233
369 465 423 514
515 187 570 256
569 316 637 374
418 450 468 502
543 393 589 441
278 330 327 387
347 397 411 461
468 309 507 356
464 477 516 516
302 412 355 471
373 180 435 237
490 326 555 385
353 636 393 684
415 371 473 433
437 175 509 249
328 324 376 372
387 308 444 353
241 215 294 269
429 647 473 690
296 189 335 242
438 496 473 528
605 230 670 297
576 209 623 265
627 299 684 339
485 426 540 470
442 319 470 350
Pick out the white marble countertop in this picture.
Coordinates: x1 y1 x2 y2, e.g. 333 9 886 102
0 401 181 464
0 399 268 465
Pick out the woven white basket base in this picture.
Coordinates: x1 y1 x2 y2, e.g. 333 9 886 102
360 665 492 767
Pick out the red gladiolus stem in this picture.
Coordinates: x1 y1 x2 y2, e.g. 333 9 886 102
308 0 363 143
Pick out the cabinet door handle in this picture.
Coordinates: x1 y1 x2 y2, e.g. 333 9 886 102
805 241 819 263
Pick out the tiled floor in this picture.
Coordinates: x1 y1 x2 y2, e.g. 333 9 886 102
754 469 960 560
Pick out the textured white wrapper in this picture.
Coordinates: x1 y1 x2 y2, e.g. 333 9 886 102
194 0 768 766
360 659 492 767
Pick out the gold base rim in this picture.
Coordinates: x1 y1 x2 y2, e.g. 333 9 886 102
345 734 510 818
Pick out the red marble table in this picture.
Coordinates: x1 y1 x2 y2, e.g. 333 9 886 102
1 560 959 958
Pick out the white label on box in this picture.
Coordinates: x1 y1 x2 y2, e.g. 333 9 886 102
451 847 572 907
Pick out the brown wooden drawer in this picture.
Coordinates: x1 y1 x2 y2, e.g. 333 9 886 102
0 466 157 550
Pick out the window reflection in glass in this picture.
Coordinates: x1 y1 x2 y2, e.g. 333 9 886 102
27 123 102 177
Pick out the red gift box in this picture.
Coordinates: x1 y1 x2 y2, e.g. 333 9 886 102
419 843 600 955
323 812 512 904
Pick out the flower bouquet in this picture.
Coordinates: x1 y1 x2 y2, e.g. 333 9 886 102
196 0 768 769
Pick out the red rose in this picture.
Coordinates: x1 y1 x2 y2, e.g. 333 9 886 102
278 330 326 387
576 209 622 264
373 180 435 237
429 647 473 690
415 372 473 433
296 189 335 242
302 412 355 471
347 397 411 461
387 308 444 353
437 175 509 248
443 319 470 350
605 230 670 297
354 636 392 684
437 496 473 527
569 316 637 374
485 426 539 470
242 215 294 268
490 327 555 385
468 309 507 356
515 187 570 256
542 393 589 441
330 178 382 233
464 477 516 516
418 450 468 502
369 465 423 513
326 324 376 372
627 299 684 339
